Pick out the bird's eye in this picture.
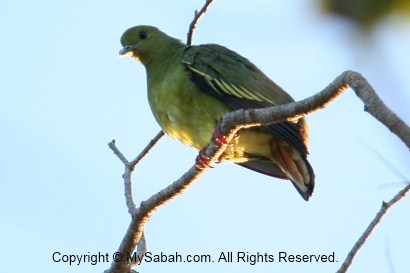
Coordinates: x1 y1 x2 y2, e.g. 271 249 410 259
139 31 148 40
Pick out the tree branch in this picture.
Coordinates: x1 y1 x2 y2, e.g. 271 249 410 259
108 131 164 214
215 71 410 151
336 183 410 273
349 73 410 150
104 70 410 273
128 131 164 172
187 0 215 45
105 132 163 273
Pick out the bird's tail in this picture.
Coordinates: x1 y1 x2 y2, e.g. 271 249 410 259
270 138 315 201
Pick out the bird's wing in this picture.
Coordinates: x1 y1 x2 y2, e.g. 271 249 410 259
182 44 308 155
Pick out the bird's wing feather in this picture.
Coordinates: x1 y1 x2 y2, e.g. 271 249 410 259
182 44 308 155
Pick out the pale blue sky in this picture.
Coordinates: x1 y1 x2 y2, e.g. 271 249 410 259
1 1 409 272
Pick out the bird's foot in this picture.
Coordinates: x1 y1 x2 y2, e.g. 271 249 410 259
196 127 240 169
213 126 239 145
195 148 214 170
213 126 229 145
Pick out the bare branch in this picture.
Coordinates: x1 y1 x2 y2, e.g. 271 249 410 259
105 133 164 273
108 140 129 165
105 70 410 273
187 0 215 45
129 131 164 171
108 132 164 214
215 71 410 151
106 69 410 272
336 183 410 273
106 68 410 273
349 73 410 150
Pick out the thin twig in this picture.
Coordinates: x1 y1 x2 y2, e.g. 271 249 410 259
359 140 408 183
187 0 215 45
384 236 397 273
108 140 129 165
108 132 164 214
336 183 410 273
129 131 164 170
105 133 164 273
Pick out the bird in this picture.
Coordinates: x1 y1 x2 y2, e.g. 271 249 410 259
119 25 315 201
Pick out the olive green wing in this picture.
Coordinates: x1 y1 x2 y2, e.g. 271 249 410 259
182 44 308 156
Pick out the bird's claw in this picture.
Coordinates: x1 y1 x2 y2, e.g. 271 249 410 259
213 126 239 145
213 126 229 145
196 128 240 169
195 148 214 170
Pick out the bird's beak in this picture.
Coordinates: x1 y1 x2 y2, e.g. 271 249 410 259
119 45 137 57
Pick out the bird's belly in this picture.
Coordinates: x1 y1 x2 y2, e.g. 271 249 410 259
160 108 218 150
149 76 230 150
148 70 272 163
161 111 272 163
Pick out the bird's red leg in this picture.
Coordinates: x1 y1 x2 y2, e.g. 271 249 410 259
213 126 240 144
213 126 239 164
213 126 229 145
195 148 214 170
196 127 240 168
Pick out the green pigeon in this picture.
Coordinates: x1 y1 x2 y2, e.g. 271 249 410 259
119 25 315 200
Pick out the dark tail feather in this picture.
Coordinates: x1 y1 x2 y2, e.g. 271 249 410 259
270 138 315 201
237 160 288 180
289 157 315 201
238 158 315 201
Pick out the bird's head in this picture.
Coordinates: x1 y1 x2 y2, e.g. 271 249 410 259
119 25 182 65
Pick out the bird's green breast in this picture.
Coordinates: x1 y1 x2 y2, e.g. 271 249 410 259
147 63 230 150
